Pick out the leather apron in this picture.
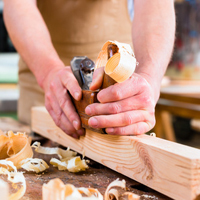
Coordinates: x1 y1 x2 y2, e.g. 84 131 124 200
18 0 132 125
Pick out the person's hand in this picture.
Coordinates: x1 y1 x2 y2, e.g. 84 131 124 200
42 66 85 139
85 68 156 135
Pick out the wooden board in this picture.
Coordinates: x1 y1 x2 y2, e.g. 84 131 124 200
32 106 200 200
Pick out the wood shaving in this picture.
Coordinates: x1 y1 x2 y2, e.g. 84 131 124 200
43 178 103 200
43 178 140 200
32 142 77 160
104 178 126 200
0 160 26 200
95 40 137 83
20 158 49 173
0 131 33 169
32 142 89 172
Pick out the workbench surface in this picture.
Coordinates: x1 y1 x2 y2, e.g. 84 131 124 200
0 118 171 200
1 139 171 200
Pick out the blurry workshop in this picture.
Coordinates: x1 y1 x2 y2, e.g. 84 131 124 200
1 0 200 200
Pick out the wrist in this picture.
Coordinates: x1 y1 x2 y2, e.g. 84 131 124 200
135 69 163 103
33 56 65 89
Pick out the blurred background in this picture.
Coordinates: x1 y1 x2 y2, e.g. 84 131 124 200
0 0 18 122
1 0 200 146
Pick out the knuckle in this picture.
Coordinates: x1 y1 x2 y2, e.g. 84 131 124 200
135 124 143 135
69 113 77 123
140 79 147 89
46 92 51 101
54 112 62 127
117 127 126 135
111 86 122 100
124 113 134 125
54 119 60 127
138 94 154 108
109 103 121 114
59 98 66 110
134 123 146 135
50 82 55 90
143 94 151 103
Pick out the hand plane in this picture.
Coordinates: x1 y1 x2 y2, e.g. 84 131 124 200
70 44 117 133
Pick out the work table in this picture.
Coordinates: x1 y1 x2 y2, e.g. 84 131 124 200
11 143 171 200
0 117 170 200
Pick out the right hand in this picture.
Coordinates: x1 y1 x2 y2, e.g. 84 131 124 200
42 66 85 139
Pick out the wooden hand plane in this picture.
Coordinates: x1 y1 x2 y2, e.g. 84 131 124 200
70 44 117 133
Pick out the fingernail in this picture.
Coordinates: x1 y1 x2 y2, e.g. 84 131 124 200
74 92 80 100
89 117 98 127
106 128 114 134
85 106 92 115
73 120 79 130
77 129 85 136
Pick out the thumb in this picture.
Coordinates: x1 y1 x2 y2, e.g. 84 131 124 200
90 66 105 91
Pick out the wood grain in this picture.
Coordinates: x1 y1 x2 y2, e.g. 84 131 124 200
31 106 200 200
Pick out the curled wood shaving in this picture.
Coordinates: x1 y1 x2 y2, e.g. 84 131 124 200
43 179 140 200
0 131 33 169
107 188 119 200
33 142 89 172
95 40 137 83
50 157 89 172
104 179 126 200
50 158 68 171
20 158 49 173
32 141 77 160
43 178 103 200
66 156 89 172
105 179 140 200
122 192 140 200
0 160 26 200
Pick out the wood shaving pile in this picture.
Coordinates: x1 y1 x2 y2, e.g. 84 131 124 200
0 130 140 200
43 178 140 200
0 131 88 200
32 141 89 172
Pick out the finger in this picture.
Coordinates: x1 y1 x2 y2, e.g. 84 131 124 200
88 110 154 129
53 111 80 139
85 95 154 116
45 91 82 138
50 76 83 131
97 73 150 103
45 90 63 126
90 67 105 91
106 121 154 136
60 67 82 101
46 101 82 138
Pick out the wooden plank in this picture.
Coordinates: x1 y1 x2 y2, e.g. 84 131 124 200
31 106 200 200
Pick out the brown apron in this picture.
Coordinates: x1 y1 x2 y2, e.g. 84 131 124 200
18 0 132 125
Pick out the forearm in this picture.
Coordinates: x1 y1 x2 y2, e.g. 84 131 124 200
132 0 175 101
3 0 64 88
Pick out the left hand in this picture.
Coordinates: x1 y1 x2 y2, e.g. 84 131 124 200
85 68 156 135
